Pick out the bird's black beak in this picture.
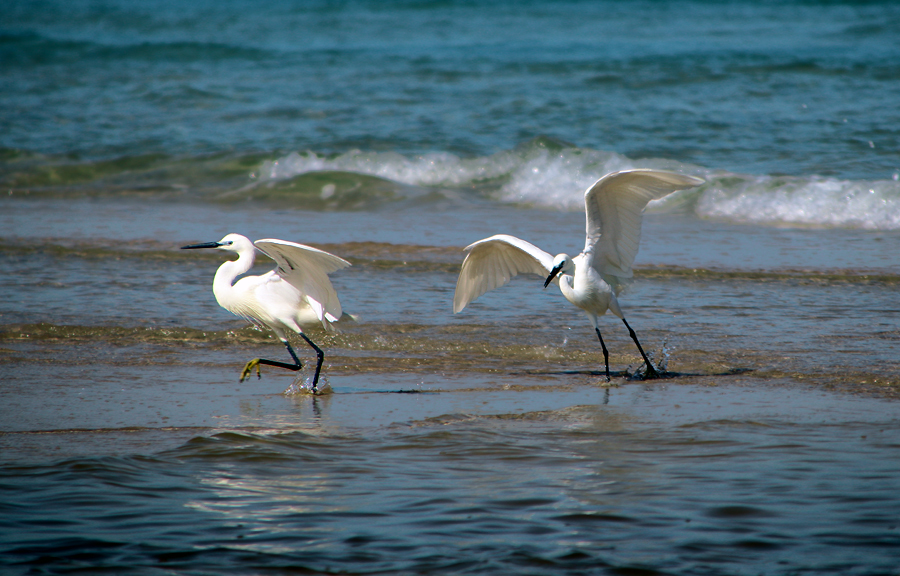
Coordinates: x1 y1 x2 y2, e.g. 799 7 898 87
181 241 222 250
544 262 564 288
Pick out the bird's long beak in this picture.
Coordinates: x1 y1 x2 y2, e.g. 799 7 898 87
544 262 564 288
181 241 222 250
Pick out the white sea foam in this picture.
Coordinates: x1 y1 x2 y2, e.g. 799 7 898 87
495 148 637 210
697 174 900 230
256 144 689 206
257 149 519 188
257 146 900 230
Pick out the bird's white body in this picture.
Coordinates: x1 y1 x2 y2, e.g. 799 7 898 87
454 234 623 332
209 234 347 339
182 233 350 390
556 253 623 324
214 267 324 336
453 169 705 378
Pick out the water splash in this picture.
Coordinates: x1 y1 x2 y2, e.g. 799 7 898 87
658 340 671 373
283 372 333 396
625 340 670 381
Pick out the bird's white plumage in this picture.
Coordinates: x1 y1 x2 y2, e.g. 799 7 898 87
187 233 349 338
453 169 704 317
584 169 705 280
452 169 704 379
182 233 350 390
452 234 555 314
255 238 350 324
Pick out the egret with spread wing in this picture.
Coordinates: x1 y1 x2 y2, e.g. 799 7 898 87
453 169 704 380
181 233 350 393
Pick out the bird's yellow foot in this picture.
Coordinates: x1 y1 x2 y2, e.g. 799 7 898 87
240 359 262 382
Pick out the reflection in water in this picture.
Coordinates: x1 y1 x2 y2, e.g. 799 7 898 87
146 393 900 574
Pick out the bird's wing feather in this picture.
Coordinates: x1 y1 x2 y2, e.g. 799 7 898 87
254 239 351 323
453 234 555 313
584 170 704 278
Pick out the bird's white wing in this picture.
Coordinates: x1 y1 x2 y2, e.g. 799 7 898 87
584 169 704 278
254 239 351 323
453 234 555 313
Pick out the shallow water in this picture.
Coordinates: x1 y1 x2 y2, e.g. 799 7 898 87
3 0 900 574
3 200 900 573
3 373 900 574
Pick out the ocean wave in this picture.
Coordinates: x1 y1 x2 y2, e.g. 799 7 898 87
255 140 900 230
696 173 900 230
256 139 672 201
250 137 697 210
6 138 899 230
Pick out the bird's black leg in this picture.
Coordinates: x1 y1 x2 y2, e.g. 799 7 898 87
283 340 303 368
594 327 611 381
622 318 659 379
299 333 325 393
239 340 303 382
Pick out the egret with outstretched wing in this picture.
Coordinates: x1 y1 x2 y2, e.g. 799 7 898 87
454 169 704 379
182 233 350 392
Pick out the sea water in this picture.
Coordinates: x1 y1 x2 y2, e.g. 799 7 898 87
2 0 900 574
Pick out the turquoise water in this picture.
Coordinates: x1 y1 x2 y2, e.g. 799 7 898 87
2 0 900 574
4 0 900 227
3 0 900 179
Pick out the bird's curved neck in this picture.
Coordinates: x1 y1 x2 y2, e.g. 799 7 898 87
213 249 255 293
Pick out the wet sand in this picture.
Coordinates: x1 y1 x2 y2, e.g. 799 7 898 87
3 351 897 464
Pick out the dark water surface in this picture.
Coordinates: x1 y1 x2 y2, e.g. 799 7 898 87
3 374 900 575
3 0 900 574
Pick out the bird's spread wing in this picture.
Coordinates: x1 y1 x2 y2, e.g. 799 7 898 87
453 234 555 313
254 239 351 323
584 170 704 278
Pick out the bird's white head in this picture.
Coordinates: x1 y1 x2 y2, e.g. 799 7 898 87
181 233 254 255
544 253 573 288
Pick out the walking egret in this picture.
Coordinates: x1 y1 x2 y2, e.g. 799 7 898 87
181 233 350 393
453 169 704 380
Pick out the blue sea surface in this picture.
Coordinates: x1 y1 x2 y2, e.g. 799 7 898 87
3 0 900 180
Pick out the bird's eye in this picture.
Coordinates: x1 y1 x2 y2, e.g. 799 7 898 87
224 241 233 245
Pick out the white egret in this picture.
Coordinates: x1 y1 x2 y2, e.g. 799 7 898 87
453 169 704 380
181 233 350 393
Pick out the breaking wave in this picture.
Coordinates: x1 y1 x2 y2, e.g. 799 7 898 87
695 173 900 230
254 139 900 230
6 137 899 229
